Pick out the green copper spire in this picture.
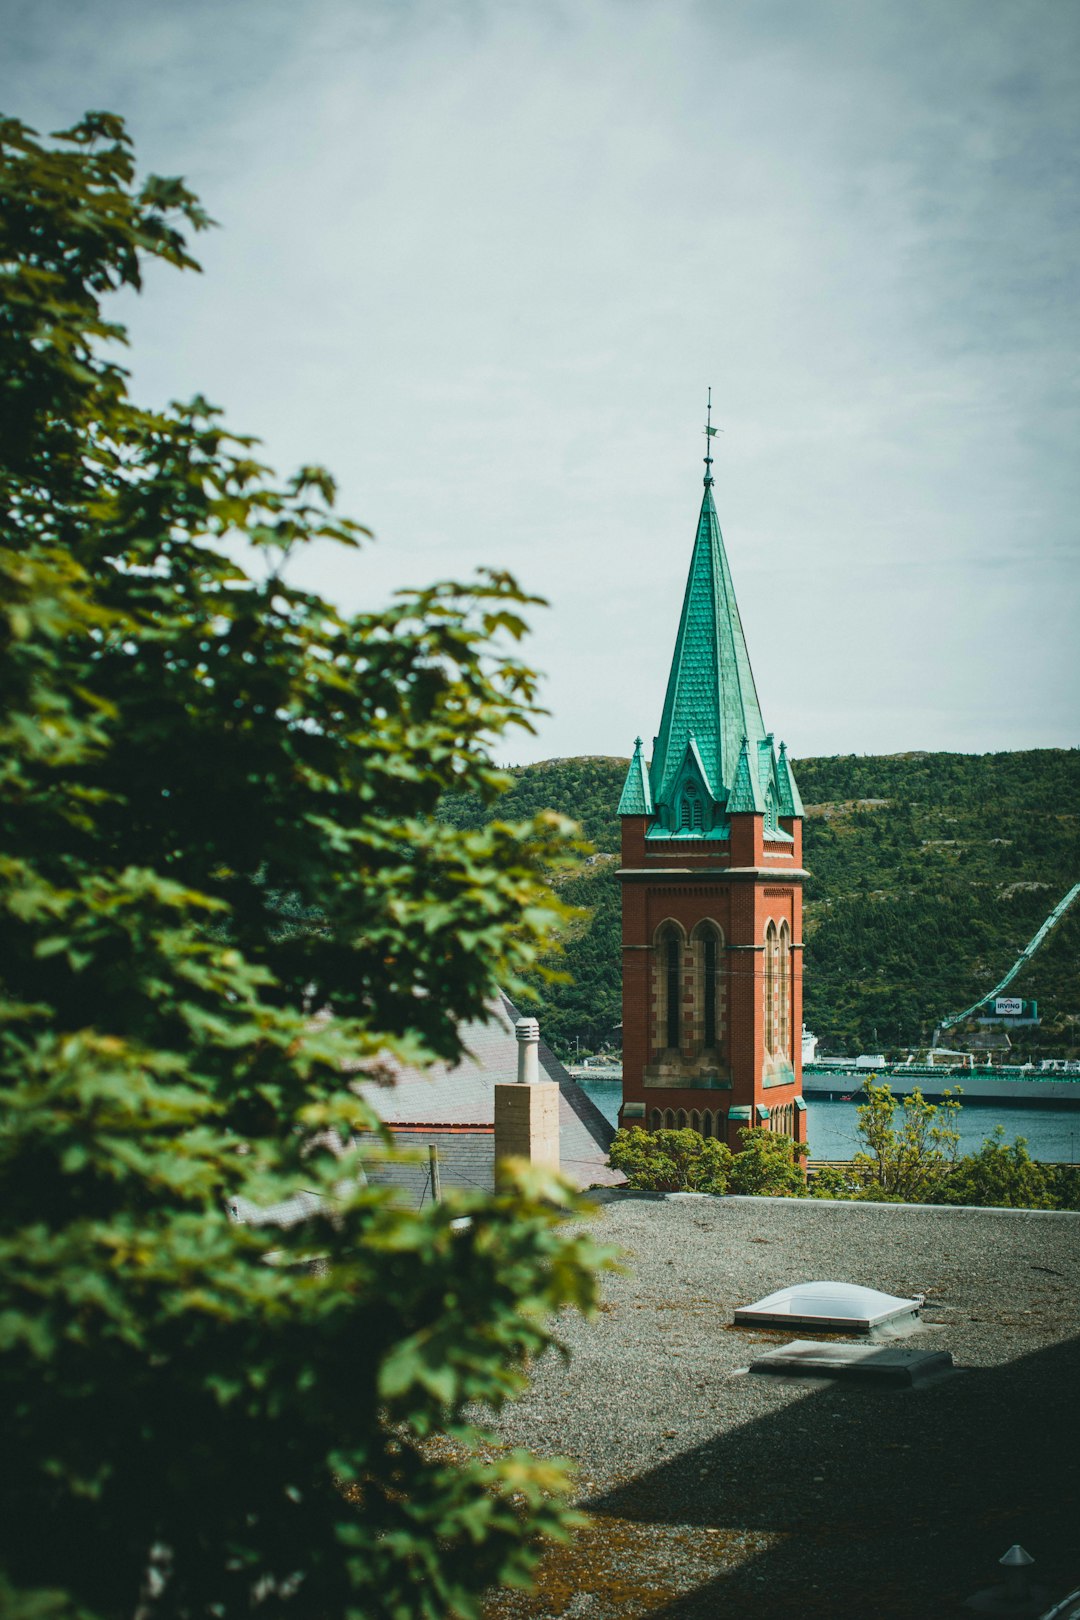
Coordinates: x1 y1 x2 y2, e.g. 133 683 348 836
618 737 653 815
727 735 765 813
776 740 805 818
649 400 767 811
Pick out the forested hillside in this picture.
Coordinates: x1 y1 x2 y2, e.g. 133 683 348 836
441 752 1080 1060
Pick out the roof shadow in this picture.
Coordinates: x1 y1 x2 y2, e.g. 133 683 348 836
573 1331 1080 1620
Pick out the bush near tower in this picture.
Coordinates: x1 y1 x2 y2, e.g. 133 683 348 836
608 1125 807 1196
0 113 609 1620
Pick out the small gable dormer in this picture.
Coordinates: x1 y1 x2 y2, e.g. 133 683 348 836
649 734 729 839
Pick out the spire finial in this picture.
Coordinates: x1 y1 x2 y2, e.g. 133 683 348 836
703 386 720 487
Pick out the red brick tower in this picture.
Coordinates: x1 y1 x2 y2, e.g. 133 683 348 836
617 402 807 1144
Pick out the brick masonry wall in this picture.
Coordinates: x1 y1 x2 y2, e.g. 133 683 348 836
619 810 805 1141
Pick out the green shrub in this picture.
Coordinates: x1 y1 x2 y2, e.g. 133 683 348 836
851 1079 961 1202
806 1162 863 1200
608 1125 811 1198
728 1126 808 1197
939 1129 1054 1209
1047 1164 1080 1211
0 112 610 1620
608 1127 733 1193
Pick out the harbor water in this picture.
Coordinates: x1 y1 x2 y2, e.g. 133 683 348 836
576 1078 1080 1163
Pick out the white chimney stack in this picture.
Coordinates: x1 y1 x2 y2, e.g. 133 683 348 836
515 1016 541 1084
494 1016 559 1177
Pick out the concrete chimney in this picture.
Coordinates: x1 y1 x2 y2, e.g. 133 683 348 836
494 1017 560 1178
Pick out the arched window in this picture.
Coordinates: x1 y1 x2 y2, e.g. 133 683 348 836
764 922 778 1055
653 922 685 1055
690 920 724 1057
676 1108 688 1129
778 920 791 1056
704 932 718 1048
649 1109 662 1131
690 1109 701 1134
664 1108 675 1129
701 1111 714 1138
666 933 680 1048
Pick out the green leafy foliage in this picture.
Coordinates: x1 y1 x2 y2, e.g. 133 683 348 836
608 1127 732 1193
808 1083 1080 1210
0 114 612 1620
610 1099 1076 1211
607 1124 807 1197
848 1079 962 1202
439 757 625 855
726 1126 808 1196
439 760 626 1058
938 1127 1055 1209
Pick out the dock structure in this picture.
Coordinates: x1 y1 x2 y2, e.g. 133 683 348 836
803 1061 1080 1105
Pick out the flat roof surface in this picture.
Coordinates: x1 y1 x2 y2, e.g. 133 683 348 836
488 1194 1080 1620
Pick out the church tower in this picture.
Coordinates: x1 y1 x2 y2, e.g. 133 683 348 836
617 400 807 1144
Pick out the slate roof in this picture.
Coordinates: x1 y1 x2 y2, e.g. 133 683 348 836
362 1131 497 1202
351 991 620 1197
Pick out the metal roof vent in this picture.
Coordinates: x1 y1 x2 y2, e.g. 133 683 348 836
735 1280 922 1333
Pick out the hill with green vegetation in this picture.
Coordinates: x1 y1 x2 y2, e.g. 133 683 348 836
441 751 1080 1061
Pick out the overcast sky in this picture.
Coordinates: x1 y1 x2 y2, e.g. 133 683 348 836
6 0 1079 765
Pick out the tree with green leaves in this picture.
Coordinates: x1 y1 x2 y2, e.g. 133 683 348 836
939 1127 1054 1210
850 1079 962 1202
0 112 610 1620
607 1124 811 1197
726 1126 808 1197
608 1127 733 1193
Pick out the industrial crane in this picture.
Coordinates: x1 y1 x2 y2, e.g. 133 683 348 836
931 881 1080 1049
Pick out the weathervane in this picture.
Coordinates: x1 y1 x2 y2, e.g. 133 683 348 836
703 385 721 486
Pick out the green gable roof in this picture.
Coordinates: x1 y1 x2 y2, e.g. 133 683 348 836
649 481 766 809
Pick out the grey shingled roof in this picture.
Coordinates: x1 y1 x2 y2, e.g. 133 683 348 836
353 991 619 1192
232 996 621 1229
363 1132 497 1203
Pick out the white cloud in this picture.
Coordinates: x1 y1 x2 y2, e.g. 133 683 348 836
5 0 1079 761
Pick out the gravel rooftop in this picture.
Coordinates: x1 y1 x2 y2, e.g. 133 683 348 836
486 1192 1080 1620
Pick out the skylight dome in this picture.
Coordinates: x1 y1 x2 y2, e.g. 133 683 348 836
735 1280 922 1333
